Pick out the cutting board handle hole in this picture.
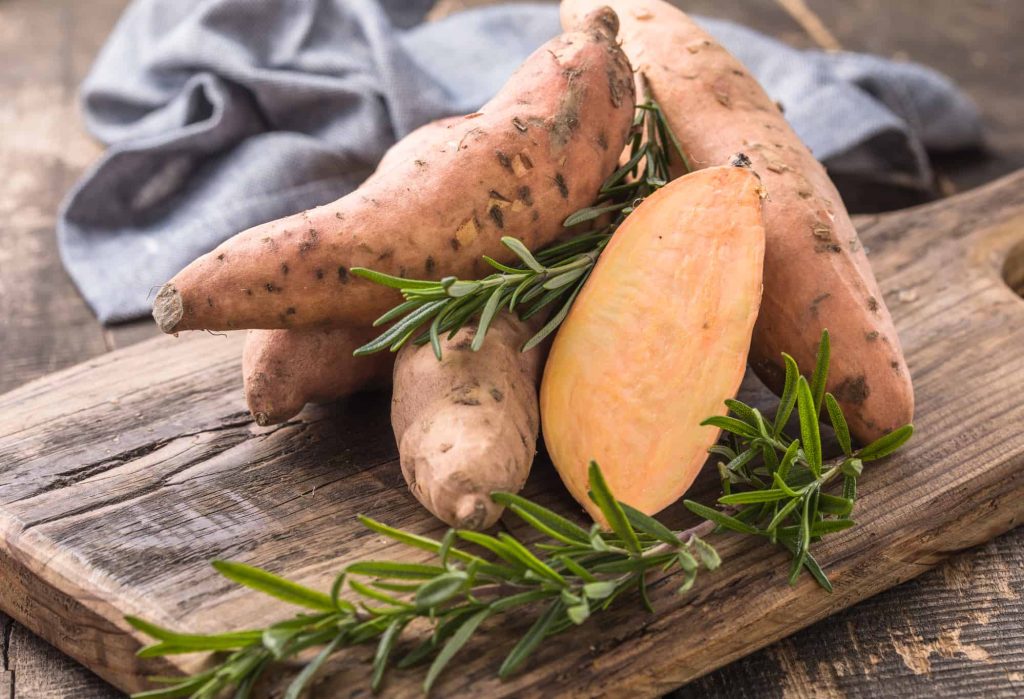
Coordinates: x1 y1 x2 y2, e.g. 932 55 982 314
1004 239 1024 298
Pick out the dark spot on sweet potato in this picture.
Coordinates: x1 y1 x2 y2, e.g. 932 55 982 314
891 361 902 373
496 151 512 170
454 396 482 406
337 266 349 283
414 159 426 167
815 242 843 253
439 443 453 453
489 206 504 229
833 375 870 404
299 229 320 254
206 297 214 307
335 212 343 220
450 237 461 251
286 307 296 315
490 388 504 402
265 282 281 293
377 249 393 261
452 337 473 351
425 256 436 274
866 331 880 342
512 116 528 132
597 132 609 150
867 296 880 312
315 268 324 280
532 210 540 222
809 292 831 317
217 253 225 261
244 288 253 296
554 173 568 199
280 263 289 275
518 186 533 206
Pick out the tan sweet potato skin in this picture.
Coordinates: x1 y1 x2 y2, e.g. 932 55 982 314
243 327 393 426
239 119 462 426
541 166 766 521
562 0 913 442
391 315 545 530
154 9 634 334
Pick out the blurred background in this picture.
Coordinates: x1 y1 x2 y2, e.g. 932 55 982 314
1 1 1021 697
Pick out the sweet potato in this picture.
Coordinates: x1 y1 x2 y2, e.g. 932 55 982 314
562 0 913 442
541 165 766 520
243 327 393 426
153 9 634 334
392 315 545 529
240 118 464 426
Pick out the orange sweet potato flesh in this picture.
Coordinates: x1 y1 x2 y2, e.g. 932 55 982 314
541 165 766 520
153 9 634 334
243 327 393 425
562 0 914 443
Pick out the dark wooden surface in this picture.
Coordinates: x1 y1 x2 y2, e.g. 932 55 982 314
1 171 1023 697
0 0 1021 697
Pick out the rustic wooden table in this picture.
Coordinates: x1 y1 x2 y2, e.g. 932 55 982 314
0 1 1021 697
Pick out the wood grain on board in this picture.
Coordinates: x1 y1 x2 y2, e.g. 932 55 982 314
0 170 1021 696
2 0 1023 696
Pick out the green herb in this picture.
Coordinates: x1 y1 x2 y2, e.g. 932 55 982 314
351 82 687 359
685 330 914 591
128 333 913 696
129 462 718 698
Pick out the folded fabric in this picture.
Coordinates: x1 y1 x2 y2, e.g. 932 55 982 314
58 0 982 324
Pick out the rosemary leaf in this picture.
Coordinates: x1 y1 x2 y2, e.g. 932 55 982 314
211 561 336 612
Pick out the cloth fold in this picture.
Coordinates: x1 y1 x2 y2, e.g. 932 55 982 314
58 0 982 324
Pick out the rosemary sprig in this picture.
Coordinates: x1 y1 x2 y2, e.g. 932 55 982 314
128 462 719 698
128 334 913 696
351 84 687 359
684 330 914 591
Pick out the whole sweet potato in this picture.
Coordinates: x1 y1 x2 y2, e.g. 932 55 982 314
562 0 913 442
243 327 392 426
240 118 463 426
153 9 634 334
541 165 766 520
392 315 546 530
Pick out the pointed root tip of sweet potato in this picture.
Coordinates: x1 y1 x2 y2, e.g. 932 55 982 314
153 284 183 333
581 6 620 37
454 494 496 530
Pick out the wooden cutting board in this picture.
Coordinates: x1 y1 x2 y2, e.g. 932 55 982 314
1 170 1023 697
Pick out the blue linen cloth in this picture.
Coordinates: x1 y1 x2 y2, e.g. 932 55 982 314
58 1 982 323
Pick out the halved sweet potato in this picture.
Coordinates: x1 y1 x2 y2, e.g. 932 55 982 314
540 165 765 519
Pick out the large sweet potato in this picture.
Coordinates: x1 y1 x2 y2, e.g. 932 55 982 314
153 9 634 334
392 315 546 530
562 0 913 442
541 165 766 520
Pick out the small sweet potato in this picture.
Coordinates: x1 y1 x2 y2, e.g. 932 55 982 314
153 9 634 334
562 0 913 442
392 315 546 530
244 327 392 426
541 165 766 520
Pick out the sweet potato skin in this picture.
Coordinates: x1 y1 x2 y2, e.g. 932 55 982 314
239 119 462 427
243 327 393 426
392 315 545 530
154 9 635 334
541 166 766 521
562 0 913 442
